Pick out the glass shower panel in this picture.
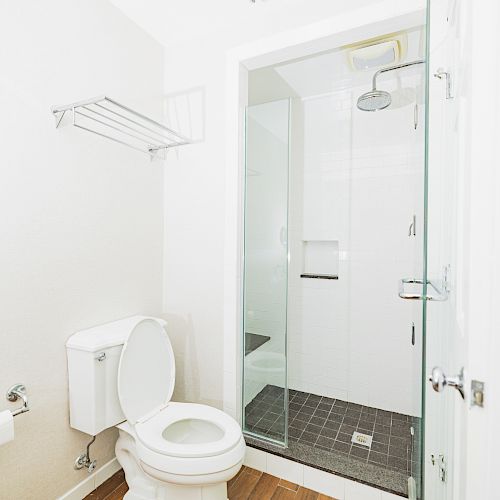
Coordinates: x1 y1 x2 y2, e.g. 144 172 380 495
242 99 290 446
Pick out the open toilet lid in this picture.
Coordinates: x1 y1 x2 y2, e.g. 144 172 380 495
117 318 175 425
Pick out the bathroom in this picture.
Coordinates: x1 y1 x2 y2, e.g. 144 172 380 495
0 1 499 500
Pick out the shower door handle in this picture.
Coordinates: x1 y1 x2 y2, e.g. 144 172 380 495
398 278 426 300
429 366 465 399
398 278 448 301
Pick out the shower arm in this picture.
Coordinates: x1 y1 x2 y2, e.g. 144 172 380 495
371 60 426 91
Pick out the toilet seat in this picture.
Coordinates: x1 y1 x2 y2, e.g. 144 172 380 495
136 402 242 458
116 318 245 478
117 318 176 426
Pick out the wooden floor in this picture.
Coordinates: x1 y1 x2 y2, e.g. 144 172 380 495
84 469 128 500
84 466 336 500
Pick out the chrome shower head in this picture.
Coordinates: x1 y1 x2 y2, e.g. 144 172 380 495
356 59 426 112
357 89 392 112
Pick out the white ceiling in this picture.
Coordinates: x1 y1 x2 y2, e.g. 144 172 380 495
109 0 375 47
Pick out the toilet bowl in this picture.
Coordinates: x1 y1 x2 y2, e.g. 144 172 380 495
66 316 245 500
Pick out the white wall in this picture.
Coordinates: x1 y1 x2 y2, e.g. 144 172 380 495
0 2 164 498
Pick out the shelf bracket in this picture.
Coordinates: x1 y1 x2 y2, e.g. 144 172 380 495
53 110 66 129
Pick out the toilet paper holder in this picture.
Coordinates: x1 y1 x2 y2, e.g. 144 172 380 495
6 384 29 417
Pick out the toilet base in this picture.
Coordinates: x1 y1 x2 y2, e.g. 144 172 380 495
123 482 227 500
116 429 237 500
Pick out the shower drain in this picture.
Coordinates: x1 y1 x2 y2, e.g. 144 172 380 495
351 431 373 448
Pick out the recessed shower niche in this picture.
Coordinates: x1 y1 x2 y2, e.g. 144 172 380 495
300 240 339 279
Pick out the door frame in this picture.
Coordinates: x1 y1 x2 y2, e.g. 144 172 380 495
223 0 426 426
457 0 500 498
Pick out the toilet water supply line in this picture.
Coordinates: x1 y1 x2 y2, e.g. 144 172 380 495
74 435 98 473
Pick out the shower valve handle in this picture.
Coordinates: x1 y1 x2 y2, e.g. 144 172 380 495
429 366 465 399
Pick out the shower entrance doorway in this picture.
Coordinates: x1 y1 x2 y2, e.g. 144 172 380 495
242 29 426 495
226 2 468 499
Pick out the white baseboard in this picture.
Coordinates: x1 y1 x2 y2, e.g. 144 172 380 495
57 457 122 500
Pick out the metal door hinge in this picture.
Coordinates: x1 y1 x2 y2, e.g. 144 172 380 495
430 454 447 482
438 454 447 482
471 380 484 407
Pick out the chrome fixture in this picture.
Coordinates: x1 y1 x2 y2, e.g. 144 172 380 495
6 384 29 417
75 435 98 473
429 366 465 399
471 379 485 408
95 352 106 362
398 278 448 301
408 214 416 236
357 60 426 111
434 68 453 99
408 427 417 499
51 96 191 160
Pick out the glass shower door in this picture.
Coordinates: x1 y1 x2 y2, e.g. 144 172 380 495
424 0 467 498
242 99 290 446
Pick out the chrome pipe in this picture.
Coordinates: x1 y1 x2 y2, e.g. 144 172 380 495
82 106 173 147
93 103 184 144
371 59 426 91
74 110 158 148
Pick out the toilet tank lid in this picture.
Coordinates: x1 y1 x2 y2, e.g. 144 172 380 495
66 315 167 352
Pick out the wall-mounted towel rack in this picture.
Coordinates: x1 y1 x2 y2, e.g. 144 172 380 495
51 95 191 160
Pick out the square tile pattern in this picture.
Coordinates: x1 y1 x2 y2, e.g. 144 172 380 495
245 385 421 481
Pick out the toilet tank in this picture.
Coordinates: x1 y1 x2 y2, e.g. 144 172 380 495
66 315 166 436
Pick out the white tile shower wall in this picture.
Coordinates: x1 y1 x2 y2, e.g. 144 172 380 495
0 2 164 498
288 79 424 416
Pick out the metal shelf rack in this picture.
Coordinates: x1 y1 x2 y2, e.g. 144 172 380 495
51 95 191 159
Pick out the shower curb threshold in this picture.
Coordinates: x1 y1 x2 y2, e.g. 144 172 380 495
245 437 408 498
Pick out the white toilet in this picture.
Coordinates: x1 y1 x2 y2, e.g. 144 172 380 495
66 316 245 500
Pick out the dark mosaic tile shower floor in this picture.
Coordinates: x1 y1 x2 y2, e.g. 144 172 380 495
244 385 421 497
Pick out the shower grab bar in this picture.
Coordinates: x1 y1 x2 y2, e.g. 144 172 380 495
399 278 448 301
